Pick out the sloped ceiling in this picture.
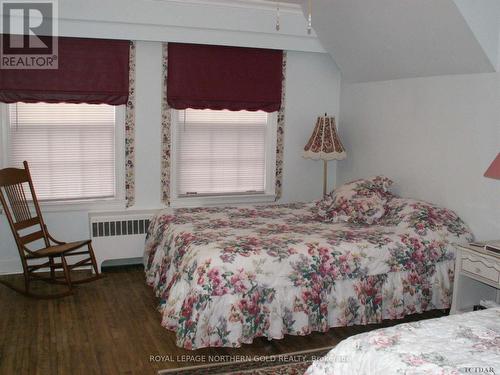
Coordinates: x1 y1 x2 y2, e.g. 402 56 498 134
305 0 499 82
453 0 500 70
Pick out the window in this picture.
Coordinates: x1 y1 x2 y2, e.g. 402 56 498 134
2 102 124 203
172 109 276 203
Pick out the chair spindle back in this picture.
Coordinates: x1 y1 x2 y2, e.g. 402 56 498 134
0 161 50 253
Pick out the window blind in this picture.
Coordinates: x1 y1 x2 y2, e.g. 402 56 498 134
8 103 116 201
175 109 268 196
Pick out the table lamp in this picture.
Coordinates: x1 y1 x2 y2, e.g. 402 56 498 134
303 114 346 196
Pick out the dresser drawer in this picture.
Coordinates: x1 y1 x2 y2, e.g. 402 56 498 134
461 256 500 285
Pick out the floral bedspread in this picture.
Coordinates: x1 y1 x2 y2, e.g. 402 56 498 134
144 198 472 349
306 308 500 375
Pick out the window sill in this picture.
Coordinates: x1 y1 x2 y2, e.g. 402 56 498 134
34 198 126 213
170 193 276 208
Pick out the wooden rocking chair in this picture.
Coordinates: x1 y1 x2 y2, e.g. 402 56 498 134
0 161 101 298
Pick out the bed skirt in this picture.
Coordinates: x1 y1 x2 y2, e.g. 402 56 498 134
146 254 454 350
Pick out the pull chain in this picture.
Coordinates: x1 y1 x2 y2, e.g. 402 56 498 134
307 0 312 34
276 2 280 31
183 109 186 132
15 102 19 131
275 1 311 34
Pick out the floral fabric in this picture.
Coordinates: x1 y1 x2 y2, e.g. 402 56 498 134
275 52 286 200
125 41 136 207
306 308 500 375
161 43 171 206
315 176 394 224
144 197 471 350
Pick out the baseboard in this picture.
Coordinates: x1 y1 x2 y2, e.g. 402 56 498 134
101 257 143 268
0 258 22 275
101 257 143 273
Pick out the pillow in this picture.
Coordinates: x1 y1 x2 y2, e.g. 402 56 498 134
366 175 394 197
315 176 394 224
380 197 473 239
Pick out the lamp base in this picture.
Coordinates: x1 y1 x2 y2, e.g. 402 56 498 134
323 160 328 196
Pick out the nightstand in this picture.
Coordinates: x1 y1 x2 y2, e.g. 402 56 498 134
450 243 500 314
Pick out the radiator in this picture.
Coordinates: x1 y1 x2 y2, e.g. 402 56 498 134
89 210 157 272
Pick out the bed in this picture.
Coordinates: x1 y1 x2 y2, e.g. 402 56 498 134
144 188 472 349
305 307 500 375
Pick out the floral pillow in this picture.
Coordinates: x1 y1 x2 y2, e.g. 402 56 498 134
380 197 473 239
315 176 394 224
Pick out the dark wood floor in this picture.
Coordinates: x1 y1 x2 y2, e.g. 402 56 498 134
0 266 446 375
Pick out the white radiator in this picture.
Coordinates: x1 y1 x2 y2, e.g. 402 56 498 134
89 210 157 272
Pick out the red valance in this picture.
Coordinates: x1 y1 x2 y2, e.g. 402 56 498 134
0 36 130 105
167 43 283 112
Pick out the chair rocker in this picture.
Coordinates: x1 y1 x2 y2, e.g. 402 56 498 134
0 161 101 299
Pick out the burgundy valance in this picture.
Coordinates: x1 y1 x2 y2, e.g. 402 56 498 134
167 43 283 112
0 36 130 105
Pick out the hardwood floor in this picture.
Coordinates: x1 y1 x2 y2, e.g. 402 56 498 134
0 266 446 375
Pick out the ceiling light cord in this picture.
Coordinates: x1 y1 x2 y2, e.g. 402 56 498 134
276 1 280 31
307 0 312 34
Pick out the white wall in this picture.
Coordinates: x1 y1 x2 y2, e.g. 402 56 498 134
133 42 163 210
281 51 341 202
0 44 341 274
338 72 500 240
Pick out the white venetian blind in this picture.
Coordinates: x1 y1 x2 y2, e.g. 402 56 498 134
8 102 116 201
176 109 268 196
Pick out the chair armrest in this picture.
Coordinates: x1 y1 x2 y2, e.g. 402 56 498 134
44 225 66 245
21 245 37 257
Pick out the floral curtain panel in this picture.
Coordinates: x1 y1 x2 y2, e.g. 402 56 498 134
161 43 172 206
125 41 136 207
275 52 286 200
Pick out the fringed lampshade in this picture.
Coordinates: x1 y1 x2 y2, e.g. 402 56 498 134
303 114 346 195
